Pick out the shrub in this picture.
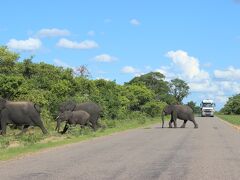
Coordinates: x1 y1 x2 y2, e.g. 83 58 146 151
141 101 167 117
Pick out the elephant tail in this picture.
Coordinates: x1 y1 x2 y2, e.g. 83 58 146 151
34 104 41 113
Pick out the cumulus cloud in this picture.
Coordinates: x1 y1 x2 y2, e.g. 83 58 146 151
121 66 139 74
94 54 117 62
188 81 219 93
7 38 41 51
130 19 140 26
57 38 98 49
214 66 240 80
36 28 70 38
157 50 240 109
166 50 209 81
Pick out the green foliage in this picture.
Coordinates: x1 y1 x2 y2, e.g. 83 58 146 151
220 94 240 114
217 114 240 125
127 72 173 102
141 101 167 117
186 101 201 114
0 46 19 74
169 78 189 104
0 74 24 99
0 46 192 149
123 84 155 111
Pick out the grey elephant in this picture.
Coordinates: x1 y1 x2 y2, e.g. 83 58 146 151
162 104 198 128
56 110 90 134
58 101 102 131
0 98 48 135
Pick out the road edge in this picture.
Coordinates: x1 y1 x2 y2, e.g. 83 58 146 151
216 116 240 131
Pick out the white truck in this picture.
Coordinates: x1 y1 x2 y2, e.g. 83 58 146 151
200 99 215 117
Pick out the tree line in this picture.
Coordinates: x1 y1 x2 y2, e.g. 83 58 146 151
0 46 198 127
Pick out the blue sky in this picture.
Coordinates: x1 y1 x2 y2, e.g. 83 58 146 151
1 0 240 110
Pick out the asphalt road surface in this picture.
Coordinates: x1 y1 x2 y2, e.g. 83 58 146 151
0 116 240 180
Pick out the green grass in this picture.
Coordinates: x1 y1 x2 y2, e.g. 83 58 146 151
217 114 240 126
0 117 163 161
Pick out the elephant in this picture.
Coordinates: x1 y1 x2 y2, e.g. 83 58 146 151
162 104 198 128
57 101 102 131
56 110 90 134
0 98 48 135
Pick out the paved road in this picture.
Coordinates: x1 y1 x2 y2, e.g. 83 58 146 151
0 117 240 180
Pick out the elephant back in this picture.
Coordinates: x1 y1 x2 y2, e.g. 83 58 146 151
74 102 101 116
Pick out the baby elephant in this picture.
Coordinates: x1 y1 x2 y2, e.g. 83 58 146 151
56 110 90 134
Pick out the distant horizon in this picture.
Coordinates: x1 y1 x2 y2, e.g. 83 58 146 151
1 0 240 110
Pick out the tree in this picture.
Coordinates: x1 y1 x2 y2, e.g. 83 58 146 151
0 46 19 74
75 65 91 77
22 56 35 79
127 72 172 102
123 84 155 111
0 75 24 99
220 94 240 114
169 78 189 104
186 101 201 114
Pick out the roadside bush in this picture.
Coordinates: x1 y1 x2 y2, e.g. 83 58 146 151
220 94 240 114
141 101 167 117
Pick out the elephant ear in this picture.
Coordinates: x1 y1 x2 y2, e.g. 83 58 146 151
0 98 6 110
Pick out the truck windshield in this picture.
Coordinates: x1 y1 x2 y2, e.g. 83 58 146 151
202 103 213 107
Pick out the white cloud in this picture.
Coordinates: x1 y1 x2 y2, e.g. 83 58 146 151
36 28 70 38
57 38 98 49
121 66 138 74
7 38 41 51
217 81 240 94
214 66 240 80
87 30 95 36
188 81 219 93
166 50 209 82
130 19 140 26
94 54 117 62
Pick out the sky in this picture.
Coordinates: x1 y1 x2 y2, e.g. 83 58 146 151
0 0 240 110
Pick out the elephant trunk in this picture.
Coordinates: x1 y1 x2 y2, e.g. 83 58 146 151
162 111 165 128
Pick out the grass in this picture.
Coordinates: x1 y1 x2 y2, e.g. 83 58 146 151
217 114 240 126
0 116 165 161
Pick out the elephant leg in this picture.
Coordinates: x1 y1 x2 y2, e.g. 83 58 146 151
32 117 48 134
61 123 69 134
17 125 30 135
173 120 177 128
180 120 187 128
192 119 198 128
168 113 174 128
168 120 173 128
22 125 30 133
37 121 48 134
80 124 85 129
91 122 98 131
172 111 177 128
0 119 7 135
